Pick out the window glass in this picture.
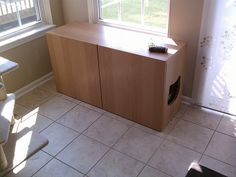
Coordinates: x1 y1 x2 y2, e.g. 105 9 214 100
99 0 169 33
0 0 42 34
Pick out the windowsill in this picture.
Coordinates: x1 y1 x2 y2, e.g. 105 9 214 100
97 20 168 37
0 24 56 53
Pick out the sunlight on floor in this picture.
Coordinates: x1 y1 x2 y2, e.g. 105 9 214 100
10 107 40 174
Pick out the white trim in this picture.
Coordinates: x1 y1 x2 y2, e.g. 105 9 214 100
0 24 55 53
40 0 53 24
14 72 53 99
89 0 170 36
87 0 99 23
182 96 194 105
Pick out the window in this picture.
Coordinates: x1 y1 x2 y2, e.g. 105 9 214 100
0 0 52 39
97 0 169 34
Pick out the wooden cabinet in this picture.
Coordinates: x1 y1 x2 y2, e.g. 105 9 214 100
47 22 186 131
47 34 102 107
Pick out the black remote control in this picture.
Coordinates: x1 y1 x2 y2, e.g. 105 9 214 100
149 46 168 53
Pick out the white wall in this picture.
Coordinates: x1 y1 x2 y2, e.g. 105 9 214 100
62 0 89 23
61 0 204 98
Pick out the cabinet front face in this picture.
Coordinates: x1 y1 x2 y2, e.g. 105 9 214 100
47 34 102 107
98 46 166 130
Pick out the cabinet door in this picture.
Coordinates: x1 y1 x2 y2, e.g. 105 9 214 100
47 34 102 107
98 46 166 130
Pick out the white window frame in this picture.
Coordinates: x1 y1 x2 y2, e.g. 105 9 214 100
0 0 55 53
87 0 170 36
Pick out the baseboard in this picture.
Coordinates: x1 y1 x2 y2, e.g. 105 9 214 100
14 72 53 99
182 96 194 105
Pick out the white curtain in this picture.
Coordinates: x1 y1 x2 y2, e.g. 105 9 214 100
194 0 236 115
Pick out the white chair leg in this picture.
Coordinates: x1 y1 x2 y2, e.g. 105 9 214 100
0 145 8 171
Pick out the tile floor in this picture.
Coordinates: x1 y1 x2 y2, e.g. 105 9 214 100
4 79 236 177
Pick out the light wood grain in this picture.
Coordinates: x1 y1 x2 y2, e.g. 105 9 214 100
47 22 186 131
47 34 102 107
99 46 168 130
47 22 185 62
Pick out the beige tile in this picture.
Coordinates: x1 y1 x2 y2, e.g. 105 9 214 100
182 107 222 129
80 102 105 114
167 120 213 153
5 151 52 177
138 166 171 177
104 111 135 126
114 127 162 163
205 132 236 167
33 159 84 177
59 94 82 104
17 113 53 133
148 141 201 177
57 105 101 133
200 155 236 177
174 103 189 118
83 115 129 146
217 114 236 138
56 135 109 174
13 104 31 120
40 123 78 156
16 88 55 109
134 118 179 139
38 96 76 120
38 79 57 94
88 149 144 177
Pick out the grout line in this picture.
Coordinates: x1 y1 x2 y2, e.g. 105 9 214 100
30 155 54 177
16 84 236 176
135 164 146 177
198 112 225 164
202 154 236 169
84 124 133 175
53 157 87 176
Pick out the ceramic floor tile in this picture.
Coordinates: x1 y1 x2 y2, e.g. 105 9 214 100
88 149 144 177
38 79 57 94
104 111 135 126
38 96 76 120
133 118 179 139
16 88 55 109
182 107 222 130
174 103 189 118
80 102 105 114
205 132 236 167
40 123 78 156
56 135 109 174
13 104 31 120
114 127 162 163
5 151 52 177
138 166 171 177
33 159 84 177
57 105 101 133
148 141 201 177
167 120 214 153
59 94 82 104
200 155 236 177
17 113 53 133
217 114 236 138
83 115 130 146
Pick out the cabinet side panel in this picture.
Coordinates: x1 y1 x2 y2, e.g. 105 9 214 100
99 46 166 130
163 45 186 127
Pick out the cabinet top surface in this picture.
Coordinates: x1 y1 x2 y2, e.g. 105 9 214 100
47 22 185 61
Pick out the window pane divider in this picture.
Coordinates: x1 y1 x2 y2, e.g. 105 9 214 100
14 0 22 26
